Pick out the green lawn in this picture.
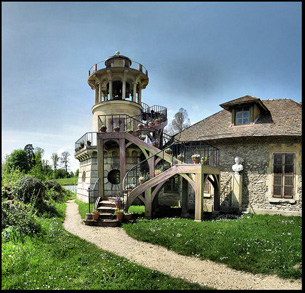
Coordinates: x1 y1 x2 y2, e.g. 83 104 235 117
55 177 78 186
122 214 302 280
2 201 213 290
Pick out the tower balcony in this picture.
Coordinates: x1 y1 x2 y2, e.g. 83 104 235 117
88 57 148 77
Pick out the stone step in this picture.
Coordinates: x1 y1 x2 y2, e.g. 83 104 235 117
97 206 117 213
99 212 116 219
100 200 116 207
83 218 121 227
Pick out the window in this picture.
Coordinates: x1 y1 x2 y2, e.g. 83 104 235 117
107 169 120 185
272 153 295 198
235 106 250 125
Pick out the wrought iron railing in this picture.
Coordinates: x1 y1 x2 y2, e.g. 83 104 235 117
88 178 100 213
89 59 148 77
75 132 97 152
122 140 220 209
97 112 168 142
141 103 167 122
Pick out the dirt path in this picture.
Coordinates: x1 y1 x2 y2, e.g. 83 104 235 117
63 199 302 290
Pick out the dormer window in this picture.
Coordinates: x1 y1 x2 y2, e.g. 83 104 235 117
236 106 250 125
220 95 270 127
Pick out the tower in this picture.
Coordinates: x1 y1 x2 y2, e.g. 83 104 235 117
75 52 221 223
75 52 167 202
88 51 149 132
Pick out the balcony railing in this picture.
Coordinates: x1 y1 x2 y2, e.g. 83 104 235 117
89 59 148 77
75 132 97 151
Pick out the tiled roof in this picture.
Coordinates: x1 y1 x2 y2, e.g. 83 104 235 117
175 98 302 142
219 95 269 112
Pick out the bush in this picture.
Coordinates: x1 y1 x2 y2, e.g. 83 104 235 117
12 175 46 204
44 180 68 203
1 200 41 241
44 180 62 193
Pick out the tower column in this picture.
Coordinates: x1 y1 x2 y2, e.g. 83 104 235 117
109 80 113 100
132 82 137 102
98 83 102 103
122 80 126 100
138 86 142 104
95 86 99 104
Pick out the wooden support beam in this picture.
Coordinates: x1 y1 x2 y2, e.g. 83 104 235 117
97 138 104 199
119 138 126 194
194 172 204 221
145 188 152 219
181 177 189 217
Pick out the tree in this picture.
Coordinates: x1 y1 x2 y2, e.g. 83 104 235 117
60 151 70 173
3 149 30 173
24 144 35 168
166 108 191 135
51 153 59 171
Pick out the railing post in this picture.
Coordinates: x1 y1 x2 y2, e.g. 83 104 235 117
88 187 91 213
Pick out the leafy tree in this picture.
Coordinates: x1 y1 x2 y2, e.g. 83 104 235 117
51 153 59 171
60 151 70 173
3 149 30 173
166 108 191 135
24 144 35 168
54 168 69 179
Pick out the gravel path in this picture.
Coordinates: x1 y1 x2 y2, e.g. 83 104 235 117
63 199 302 290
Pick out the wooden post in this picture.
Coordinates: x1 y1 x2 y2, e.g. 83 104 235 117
181 177 189 217
119 138 126 194
145 188 152 219
97 137 104 199
149 153 155 179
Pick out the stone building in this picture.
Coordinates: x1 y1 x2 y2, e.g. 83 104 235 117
175 95 302 216
74 52 221 224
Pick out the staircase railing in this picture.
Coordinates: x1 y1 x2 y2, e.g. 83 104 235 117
97 113 171 147
88 178 100 213
122 138 220 210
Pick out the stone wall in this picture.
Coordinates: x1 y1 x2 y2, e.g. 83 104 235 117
209 136 302 216
76 152 98 203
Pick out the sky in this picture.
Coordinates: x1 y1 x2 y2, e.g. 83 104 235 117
2 2 302 172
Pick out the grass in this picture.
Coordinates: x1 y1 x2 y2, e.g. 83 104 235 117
55 177 78 186
128 205 145 214
2 200 214 290
122 214 302 280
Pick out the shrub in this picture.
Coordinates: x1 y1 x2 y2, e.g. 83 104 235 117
44 180 62 193
12 175 46 204
44 180 70 203
1 200 41 241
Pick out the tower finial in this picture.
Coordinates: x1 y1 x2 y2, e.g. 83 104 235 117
115 51 120 55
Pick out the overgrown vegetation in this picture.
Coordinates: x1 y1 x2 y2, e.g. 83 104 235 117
123 215 302 279
2 177 212 290
1 159 212 290
1 169 73 242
